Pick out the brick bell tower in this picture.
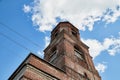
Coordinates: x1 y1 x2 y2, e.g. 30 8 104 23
44 22 101 80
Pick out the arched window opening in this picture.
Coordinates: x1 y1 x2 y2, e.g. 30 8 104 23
84 73 90 80
74 46 84 60
50 47 57 63
54 31 58 37
71 29 77 38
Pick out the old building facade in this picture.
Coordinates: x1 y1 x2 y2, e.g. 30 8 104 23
9 22 101 80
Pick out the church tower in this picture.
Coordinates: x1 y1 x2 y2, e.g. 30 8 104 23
9 21 101 80
44 22 101 80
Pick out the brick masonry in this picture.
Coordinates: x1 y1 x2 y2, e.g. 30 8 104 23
9 22 101 80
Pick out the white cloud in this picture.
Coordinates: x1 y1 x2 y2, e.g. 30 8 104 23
37 36 50 58
23 0 120 32
37 51 44 58
103 5 120 23
44 36 50 47
82 32 120 59
23 5 31 13
81 39 103 59
95 63 107 73
104 37 120 56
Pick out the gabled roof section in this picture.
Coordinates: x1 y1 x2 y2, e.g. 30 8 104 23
8 53 65 80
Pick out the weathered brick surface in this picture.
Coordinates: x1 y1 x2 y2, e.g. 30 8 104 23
9 22 101 80
28 55 67 80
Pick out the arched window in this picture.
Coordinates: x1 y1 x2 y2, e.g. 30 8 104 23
71 29 77 38
74 46 84 60
84 73 90 80
50 47 57 63
54 31 58 37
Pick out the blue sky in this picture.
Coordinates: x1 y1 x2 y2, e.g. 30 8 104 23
0 0 120 80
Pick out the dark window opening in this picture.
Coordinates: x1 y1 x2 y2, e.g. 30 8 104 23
72 29 77 37
74 49 84 60
50 49 57 63
55 32 58 37
84 73 90 80
74 46 84 60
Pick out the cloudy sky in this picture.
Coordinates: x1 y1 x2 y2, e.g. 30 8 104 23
0 0 120 80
